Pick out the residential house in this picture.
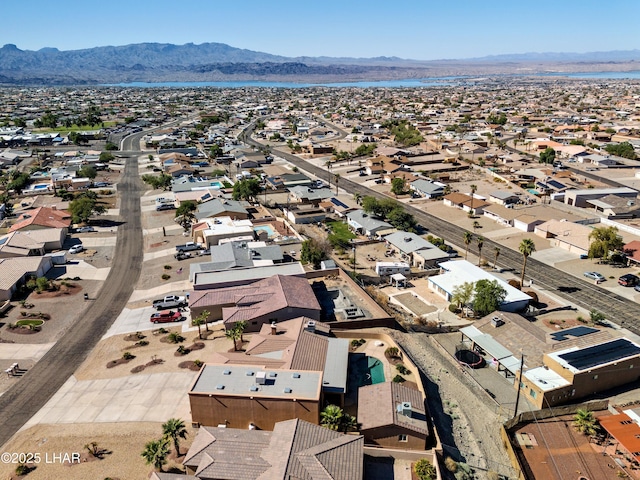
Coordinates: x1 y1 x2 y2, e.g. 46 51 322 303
265 173 313 190
0 256 53 301
586 194 640 219
624 240 640 266
0 229 64 257
346 210 394 238
489 191 520 206
192 216 255 247
409 179 446 199
428 260 530 312
560 187 637 208
191 240 283 275
534 219 592 256
9 207 71 234
188 274 321 332
170 419 363 480
195 198 249 221
383 231 450 269
288 186 334 205
365 155 391 176
443 192 490 215
358 382 429 451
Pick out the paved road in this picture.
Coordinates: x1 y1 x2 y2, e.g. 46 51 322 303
240 121 640 330
0 149 143 447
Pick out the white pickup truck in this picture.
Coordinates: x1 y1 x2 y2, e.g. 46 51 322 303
175 242 202 253
152 295 187 310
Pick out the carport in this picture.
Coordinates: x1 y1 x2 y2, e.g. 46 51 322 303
460 325 521 376
390 273 406 288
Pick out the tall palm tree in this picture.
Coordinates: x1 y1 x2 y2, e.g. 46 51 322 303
324 160 332 187
235 320 247 343
463 231 473 260
519 238 536 287
225 326 242 351
141 438 170 472
469 184 477 217
334 173 341 195
493 247 501 269
162 418 188 456
477 236 484 266
573 409 599 436
339 413 359 433
320 404 343 431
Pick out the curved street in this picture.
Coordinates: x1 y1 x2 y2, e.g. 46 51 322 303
0 144 143 447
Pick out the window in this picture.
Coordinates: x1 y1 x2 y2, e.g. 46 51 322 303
398 434 408 442
529 389 537 399
621 420 633 425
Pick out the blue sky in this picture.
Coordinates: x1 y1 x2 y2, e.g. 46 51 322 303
3 0 638 60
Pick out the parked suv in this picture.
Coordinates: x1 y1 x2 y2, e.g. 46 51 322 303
618 274 640 287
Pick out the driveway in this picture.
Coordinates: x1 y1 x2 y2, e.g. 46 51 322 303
103 307 191 339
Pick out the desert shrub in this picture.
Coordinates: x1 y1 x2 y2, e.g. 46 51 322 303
507 279 521 290
524 290 539 303
444 457 458 472
193 359 203 367
396 364 411 375
448 303 459 313
122 352 135 360
385 346 400 358
161 274 171 280
164 265 172 270
392 374 406 383
168 332 185 344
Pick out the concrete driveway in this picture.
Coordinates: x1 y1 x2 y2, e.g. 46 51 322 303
21 371 196 429
103 307 192 339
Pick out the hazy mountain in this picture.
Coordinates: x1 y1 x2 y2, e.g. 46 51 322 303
0 42 638 86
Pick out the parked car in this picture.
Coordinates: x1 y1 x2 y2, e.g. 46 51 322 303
68 244 84 254
618 274 640 287
76 226 95 233
150 310 184 323
584 272 605 283
174 252 192 261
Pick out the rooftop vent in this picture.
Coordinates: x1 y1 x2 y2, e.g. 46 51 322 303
292 373 301 379
268 372 277 378
491 317 504 328
223 369 231 375
284 388 292 394
249 385 259 392
245 370 254 376
305 321 316 333
397 402 412 417
216 384 225 390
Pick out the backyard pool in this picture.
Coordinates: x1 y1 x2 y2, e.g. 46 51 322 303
209 181 224 189
352 355 385 387
254 225 276 237
32 184 49 190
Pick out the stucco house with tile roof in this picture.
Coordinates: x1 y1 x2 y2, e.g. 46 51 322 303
160 419 363 480
189 275 321 332
0 256 53 301
8 206 71 233
358 382 429 451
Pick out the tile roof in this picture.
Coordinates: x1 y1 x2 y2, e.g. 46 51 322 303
9 207 71 232
358 382 429 435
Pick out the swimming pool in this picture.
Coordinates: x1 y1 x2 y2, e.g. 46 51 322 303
33 184 49 190
354 356 386 387
254 225 276 237
209 181 223 189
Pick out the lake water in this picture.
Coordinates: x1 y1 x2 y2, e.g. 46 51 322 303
104 77 464 88
104 71 640 88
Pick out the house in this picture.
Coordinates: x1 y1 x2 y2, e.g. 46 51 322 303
600 409 640 464
288 186 334 205
443 192 490 215
192 216 255 247
560 187 637 208
192 263 307 290
358 382 429 451
192 240 283 273
534 219 592 256
489 191 519 206
428 260 530 312
188 274 321 332
586 194 640 219
383 231 450 269
365 155 391 176
0 229 64 257
0 256 53 301
624 240 640 266
195 198 249 221
409 179 446 199
265 173 313 190
346 210 394 238
8 207 71 234
170 419 363 480
517 338 640 408
285 205 327 224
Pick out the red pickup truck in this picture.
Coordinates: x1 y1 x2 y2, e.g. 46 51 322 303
150 310 184 323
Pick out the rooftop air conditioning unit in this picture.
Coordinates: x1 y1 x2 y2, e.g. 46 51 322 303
398 402 412 417
256 372 266 385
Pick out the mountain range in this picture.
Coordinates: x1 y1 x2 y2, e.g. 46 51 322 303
0 42 638 86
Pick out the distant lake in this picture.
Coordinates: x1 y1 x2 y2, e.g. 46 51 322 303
538 70 640 79
103 77 464 88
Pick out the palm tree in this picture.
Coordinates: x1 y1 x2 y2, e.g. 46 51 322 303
353 192 362 205
192 310 210 339
325 160 332 187
463 231 473 260
472 220 480 231
339 413 359 433
225 326 242 351
334 173 341 195
235 320 247 344
519 238 536 287
141 438 170 472
469 184 477 217
493 247 501 269
573 409 599 436
477 236 484 266
320 404 343 431
162 418 188 456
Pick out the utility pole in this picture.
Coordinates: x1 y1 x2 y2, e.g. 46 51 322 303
513 352 525 418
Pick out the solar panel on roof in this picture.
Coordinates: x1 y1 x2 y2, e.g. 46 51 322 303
559 339 640 371
550 326 598 342
330 198 349 209
547 180 566 189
